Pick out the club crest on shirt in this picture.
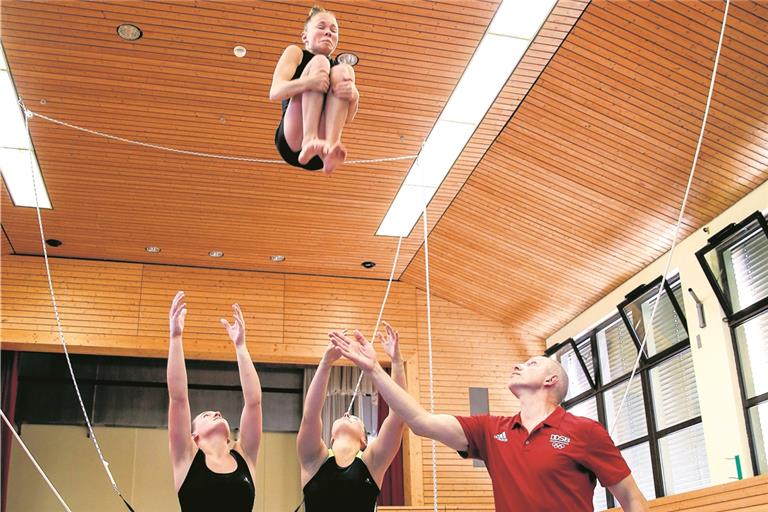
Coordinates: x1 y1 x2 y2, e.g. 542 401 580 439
550 433 571 450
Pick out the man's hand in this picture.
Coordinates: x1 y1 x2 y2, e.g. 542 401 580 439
329 329 377 372
169 291 187 339
220 303 246 347
378 321 401 363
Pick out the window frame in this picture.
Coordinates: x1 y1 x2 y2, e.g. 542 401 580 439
696 211 768 476
549 277 705 506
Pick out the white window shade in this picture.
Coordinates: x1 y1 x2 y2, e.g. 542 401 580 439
650 349 701 430
605 378 647 445
598 318 637 384
725 226 768 311
566 396 598 422
735 311 768 399
659 423 710 494
748 401 768 474
619 442 656 500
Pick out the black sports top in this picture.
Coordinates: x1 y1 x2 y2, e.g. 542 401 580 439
303 449 380 512
280 49 337 115
177 449 255 512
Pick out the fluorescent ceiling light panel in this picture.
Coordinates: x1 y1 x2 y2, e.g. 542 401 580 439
0 147 52 208
489 0 557 39
404 120 476 188
440 34 529 125
0 72 31 149
376 0 555 237
377 184 435 237
1 41 51 208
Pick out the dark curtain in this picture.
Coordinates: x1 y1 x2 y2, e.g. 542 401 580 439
376 394 404 506
1 351 20 512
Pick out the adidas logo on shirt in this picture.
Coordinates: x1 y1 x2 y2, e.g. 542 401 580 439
493 432 508 442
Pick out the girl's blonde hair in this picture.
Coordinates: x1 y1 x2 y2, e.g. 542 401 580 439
304 5 334 30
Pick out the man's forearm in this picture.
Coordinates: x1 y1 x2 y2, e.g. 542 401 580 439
235 344 262 407
367 363 427 431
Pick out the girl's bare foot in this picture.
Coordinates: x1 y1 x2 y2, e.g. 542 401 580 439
322 142 347 176
298 138 326 165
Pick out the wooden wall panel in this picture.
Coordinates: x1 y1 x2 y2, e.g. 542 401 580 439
0 253 540 509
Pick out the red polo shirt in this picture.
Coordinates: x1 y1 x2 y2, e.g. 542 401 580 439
455 407 630 512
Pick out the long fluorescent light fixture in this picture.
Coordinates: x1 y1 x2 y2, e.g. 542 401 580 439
376 0 556 237
0 42 52 208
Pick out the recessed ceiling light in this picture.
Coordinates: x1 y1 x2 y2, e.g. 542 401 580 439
209 250 224 258
337 52 359 66
270 255 285 262
45 239 62 247
233 46 247 58
145 246 161 253
361 261 376 269
117 24 143 41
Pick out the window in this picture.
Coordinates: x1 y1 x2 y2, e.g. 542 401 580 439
697 211 768 475
550 278 710 509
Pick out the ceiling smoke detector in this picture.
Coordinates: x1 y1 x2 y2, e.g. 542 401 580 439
270 255 285 262
209 250 224 258
145 246 161 253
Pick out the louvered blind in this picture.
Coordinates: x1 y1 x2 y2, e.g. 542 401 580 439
619 442 656 500
598 318 637 384
727 227 768 312
632 282 687 356
659 423 710 494
557 344 592 400
747 402 768 474
567 396 598 421
605 377 647 445
650 349 701 430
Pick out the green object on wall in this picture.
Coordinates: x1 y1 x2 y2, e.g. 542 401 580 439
735 454 743 480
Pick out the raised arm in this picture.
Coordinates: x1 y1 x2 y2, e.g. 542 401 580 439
297 343 341 471
329 330 468 452
167 291 195 485
364 322 408 483
221 304 262 466
609 475 649 512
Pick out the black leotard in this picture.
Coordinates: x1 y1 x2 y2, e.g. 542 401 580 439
274 48 337 171
177 449 255 512
303 449 380 512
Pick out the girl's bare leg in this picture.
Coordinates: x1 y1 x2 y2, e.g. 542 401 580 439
298 55 330 165
322 63 355 175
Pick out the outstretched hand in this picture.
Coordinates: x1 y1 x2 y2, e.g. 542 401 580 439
220 303 246 347
321 340 343 365
329 329 377 372
377 321 401 363
169 291 187 338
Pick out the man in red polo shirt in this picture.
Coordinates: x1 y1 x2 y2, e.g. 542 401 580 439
330 330 649 512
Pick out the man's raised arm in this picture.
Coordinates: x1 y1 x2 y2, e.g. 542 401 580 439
329 330 468 451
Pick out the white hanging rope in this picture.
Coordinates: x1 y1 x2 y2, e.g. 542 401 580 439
1 409 73 512
610 0 730 437
23 109 417 166
23 107 135 511
346 235 403 414
421 200 438 512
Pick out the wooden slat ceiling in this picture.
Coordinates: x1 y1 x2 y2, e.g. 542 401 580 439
1 1 765 341
402 0 768 336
